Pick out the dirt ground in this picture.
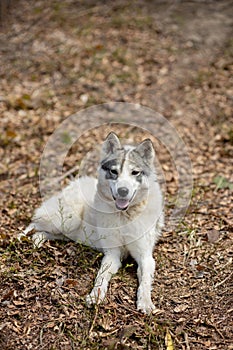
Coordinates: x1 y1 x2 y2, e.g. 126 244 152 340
0 1 233 349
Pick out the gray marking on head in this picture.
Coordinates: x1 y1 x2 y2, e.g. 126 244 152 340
101 159 119 179
133 139 155 166
101 132 122 158
128 150 152 177
120 147 131 172
135 172 143 183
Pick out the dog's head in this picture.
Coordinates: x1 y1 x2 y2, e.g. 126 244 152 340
97 132 155 211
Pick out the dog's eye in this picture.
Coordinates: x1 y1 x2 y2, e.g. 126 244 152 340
132 170 141 176
110 169 118 176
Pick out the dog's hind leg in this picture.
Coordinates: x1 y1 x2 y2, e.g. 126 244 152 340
86 249 122 306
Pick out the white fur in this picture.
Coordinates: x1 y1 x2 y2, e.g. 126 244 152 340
20 134 164 314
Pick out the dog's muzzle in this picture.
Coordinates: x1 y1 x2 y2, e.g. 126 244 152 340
111 189 136 211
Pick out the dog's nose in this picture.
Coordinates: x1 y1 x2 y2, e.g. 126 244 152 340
117 187 129 197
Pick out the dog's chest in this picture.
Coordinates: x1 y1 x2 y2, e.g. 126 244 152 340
95 211 155 242
95 211 132 229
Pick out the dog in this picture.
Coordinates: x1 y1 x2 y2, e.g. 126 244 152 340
21 132 164 314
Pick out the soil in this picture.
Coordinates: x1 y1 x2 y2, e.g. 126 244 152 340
0 1 232 349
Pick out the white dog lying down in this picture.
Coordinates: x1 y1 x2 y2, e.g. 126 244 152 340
21 132 164 314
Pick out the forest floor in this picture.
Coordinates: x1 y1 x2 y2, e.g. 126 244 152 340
0 1 233 349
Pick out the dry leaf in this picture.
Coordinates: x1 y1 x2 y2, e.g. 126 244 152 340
165 329 174 350
119 325 137 340
174 304 188 313
12 300 25 306
1 290 15 301
207 230 220 243
64 279 79 287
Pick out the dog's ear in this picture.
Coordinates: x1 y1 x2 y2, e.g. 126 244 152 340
101 132 121 156
135 139 155 164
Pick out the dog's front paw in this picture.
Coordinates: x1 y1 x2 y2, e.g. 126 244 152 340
86 287 105 307
137 297 155 314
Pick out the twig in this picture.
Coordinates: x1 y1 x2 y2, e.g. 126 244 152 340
56 164 80 182
214 271 233 288
89 297 100 337
205 319 225 340
39 325 45 346
184 332 190 350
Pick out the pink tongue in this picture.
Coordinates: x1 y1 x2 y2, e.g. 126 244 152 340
116 199 129 209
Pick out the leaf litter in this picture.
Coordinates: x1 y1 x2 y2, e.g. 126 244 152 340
0 1 233 349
